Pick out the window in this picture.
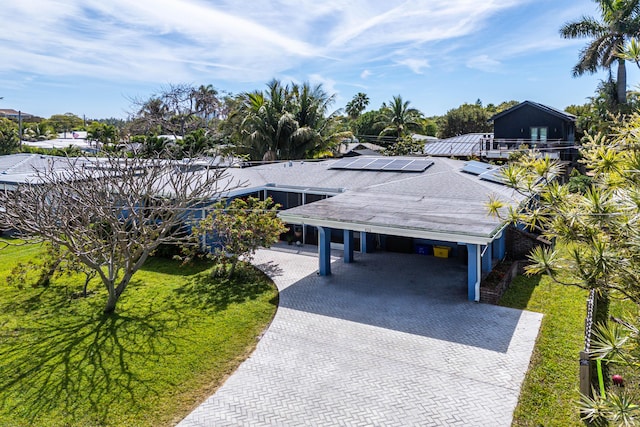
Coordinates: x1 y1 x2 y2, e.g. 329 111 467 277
530 127 548 142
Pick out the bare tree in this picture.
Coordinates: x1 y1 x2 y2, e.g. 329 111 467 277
0 151 240 313
128 83 222 138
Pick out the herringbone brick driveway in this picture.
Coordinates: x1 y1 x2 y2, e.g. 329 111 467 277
178 247 542 426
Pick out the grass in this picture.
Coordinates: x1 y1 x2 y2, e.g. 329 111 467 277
499 274 587 427
0 241 278 427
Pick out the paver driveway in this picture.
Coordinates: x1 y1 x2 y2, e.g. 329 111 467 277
179 247 542 426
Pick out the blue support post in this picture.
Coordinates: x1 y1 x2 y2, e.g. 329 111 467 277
493 232 506 261
360 231 368 253
343 230 354 263
467 244 480 301
318 226 332 276
482 243 493 274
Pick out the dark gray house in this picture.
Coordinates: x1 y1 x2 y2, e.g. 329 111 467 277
487 101 576 162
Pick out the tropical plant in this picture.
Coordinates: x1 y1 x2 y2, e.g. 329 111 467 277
437 103 492 138
44 113 83 138
87 121 119 147
194 197 287 278
0 117 19 154
345 92 370 119
239 79 350 160
128 84 222 138
488 112 640 424
377 95 423 141
560 0 640 104
579 320 640 427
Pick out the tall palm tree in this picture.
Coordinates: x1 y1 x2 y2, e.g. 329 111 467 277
345 92 370 119
377 95 423 141
239 80 349 160
560 0 640 105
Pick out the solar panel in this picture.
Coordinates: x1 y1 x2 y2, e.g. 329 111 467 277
381 159 410 170
329 157 433 172
402 160 434 171
479 168 506 184
330 158 359 169
461 160 495 176
362 158 394 170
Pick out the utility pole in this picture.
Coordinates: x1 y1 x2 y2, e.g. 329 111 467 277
18 110 23 147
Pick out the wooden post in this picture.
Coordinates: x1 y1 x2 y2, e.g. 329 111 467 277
579 350 591 398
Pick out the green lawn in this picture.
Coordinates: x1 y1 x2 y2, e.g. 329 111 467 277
499 274 587 427
0 241 278 426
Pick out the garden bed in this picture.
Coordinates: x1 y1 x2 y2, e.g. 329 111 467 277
480 259 523 304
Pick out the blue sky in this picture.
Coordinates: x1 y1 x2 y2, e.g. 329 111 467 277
2 0 638 119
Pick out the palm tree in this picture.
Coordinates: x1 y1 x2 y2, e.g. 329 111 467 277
240 81 298 161
560 0 640 105
377 95 423 141
192 84 219 120
345 92 370 119
239 80 350 160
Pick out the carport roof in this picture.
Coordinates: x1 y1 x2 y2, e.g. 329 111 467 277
272 156 523 245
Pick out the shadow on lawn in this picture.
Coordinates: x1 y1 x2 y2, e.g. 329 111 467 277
0 304 189 426
498 273 543 310
174 265 275 311
139 256 213 276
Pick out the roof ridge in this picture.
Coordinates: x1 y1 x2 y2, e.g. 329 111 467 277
1 153 39 175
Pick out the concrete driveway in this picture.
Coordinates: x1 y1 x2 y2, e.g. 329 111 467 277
179 247 542 426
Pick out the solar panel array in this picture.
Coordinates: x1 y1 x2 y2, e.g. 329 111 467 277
460 160 507 185
329 157 434 172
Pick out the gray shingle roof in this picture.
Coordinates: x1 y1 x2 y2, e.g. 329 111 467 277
239 157 521 243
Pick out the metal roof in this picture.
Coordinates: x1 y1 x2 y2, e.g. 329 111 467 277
422 133 490 157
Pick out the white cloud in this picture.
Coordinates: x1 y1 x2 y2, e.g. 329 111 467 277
309 73 339 97
396 59 430 74
466 55 502 73
0 0 572 91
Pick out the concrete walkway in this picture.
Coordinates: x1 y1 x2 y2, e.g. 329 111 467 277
178 248 542 426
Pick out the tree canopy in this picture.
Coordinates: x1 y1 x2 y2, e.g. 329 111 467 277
0 151 239 313
560 0 640 104
237 79 350 160
437 103 491 138
0 118 20 154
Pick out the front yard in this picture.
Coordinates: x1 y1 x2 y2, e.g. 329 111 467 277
0 241 278 426
499 274 587 426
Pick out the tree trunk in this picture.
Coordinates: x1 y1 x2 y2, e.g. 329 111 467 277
617 58 627 105
104 290 118 314
228 258 238 279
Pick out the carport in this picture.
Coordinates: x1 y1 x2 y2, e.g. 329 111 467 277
280 189 510 302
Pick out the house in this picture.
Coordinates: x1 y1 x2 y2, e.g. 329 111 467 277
0 109 32 120
1 153 522 303
487 100 576 161
215 156 521 302
339 142 384 157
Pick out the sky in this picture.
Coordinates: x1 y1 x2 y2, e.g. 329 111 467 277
2 0 638 120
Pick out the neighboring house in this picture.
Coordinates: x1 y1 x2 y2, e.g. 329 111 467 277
0 153 78 191
339 142 384 157
0 109 32 120
488 100 576 161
